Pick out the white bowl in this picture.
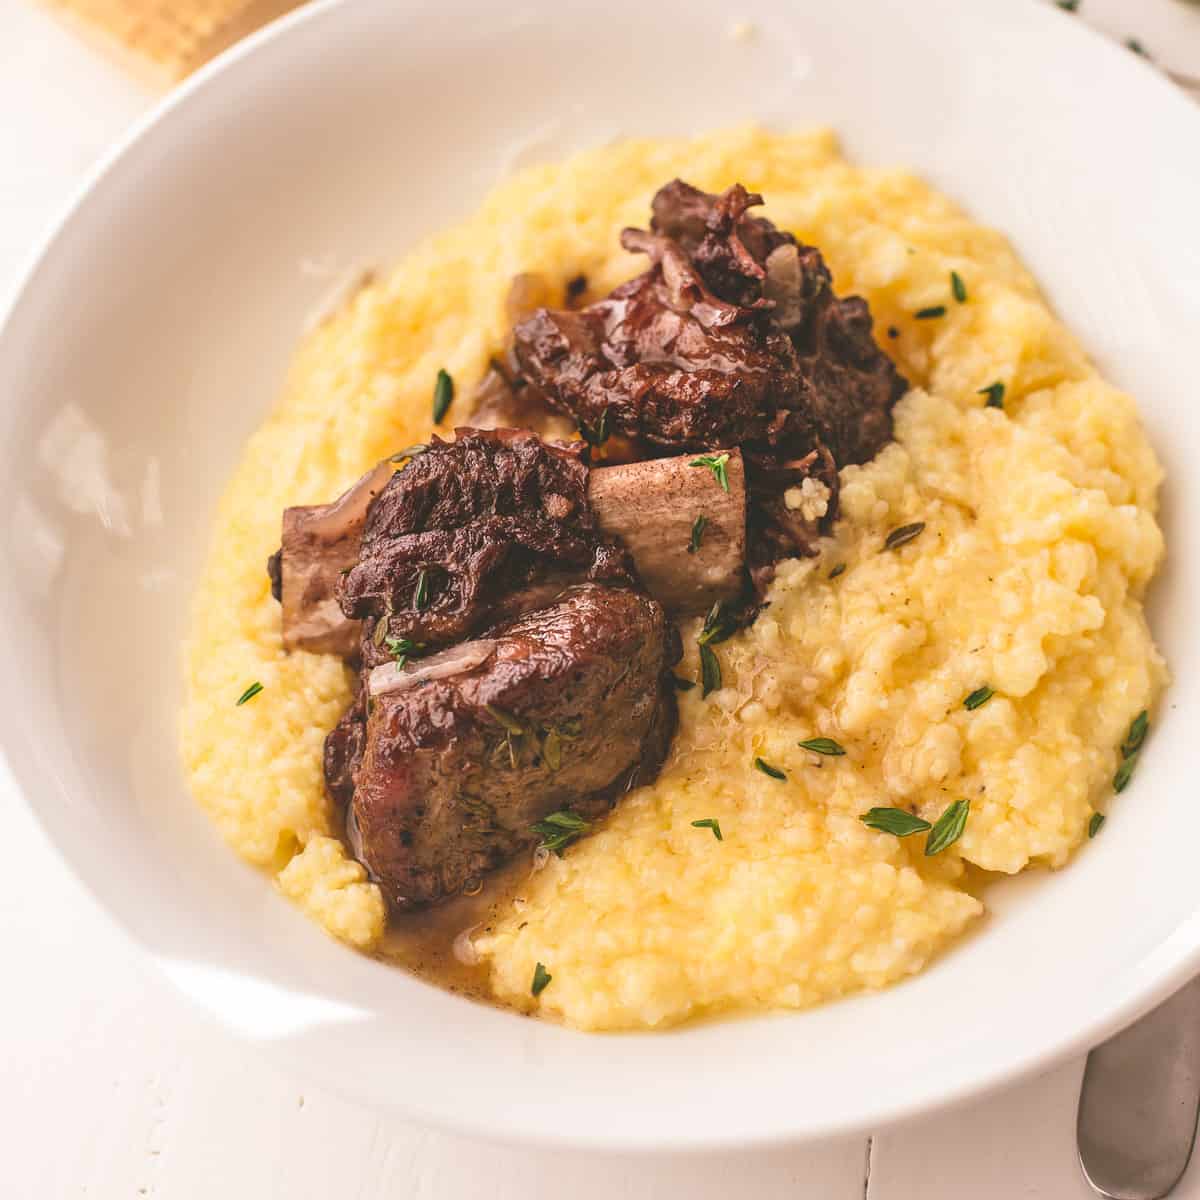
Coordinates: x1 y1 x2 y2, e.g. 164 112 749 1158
2 0 1199 1153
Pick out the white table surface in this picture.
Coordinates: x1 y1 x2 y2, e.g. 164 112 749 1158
3 1 1199 1196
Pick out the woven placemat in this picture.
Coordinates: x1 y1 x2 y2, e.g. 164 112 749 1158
42 0 307 83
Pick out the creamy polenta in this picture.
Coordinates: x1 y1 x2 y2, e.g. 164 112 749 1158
180 127 1165 1030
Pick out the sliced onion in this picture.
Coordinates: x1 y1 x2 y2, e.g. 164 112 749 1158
764 243 804 331
368 640 497 698
303 460 394 544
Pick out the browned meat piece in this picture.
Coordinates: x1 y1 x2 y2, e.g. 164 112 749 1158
341 583 679 909
274 444 749 655
511 179 907 584
338 429 636 659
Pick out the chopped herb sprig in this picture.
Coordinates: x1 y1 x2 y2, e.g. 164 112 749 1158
689 452 731 492
531 810 590 856
581 408 610 447
963 686 995 711
235 681 263 706
1114 710 1149 793
979 382 1005 409
692 818 723 841
884 522 926 551
432 369 454 424
925 799 970 856
915 305 946 320
412 568 430 611
1088 812 1106 838
951 271 968 303
798 737 845 757
699 643 721 697
531 962 552 997
688 515 708 555
860 808 932 837
754 757 787 781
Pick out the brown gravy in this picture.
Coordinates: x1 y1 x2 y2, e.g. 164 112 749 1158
372 852 539 1006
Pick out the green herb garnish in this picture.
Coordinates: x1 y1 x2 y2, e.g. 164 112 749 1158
384 636 417 668
963 686 995 711
432 369 454 424
531 962 552 996
692 818 723 841
883 522 926 551
698 600 735 646
1114 756 1138 793
673 675 697 692
235 681 263 706
688 515 708 555
1088 812 1106 838
925 799 970 856
1121 710 1149 758
951 271 967 303
1056 0 1078 11
978 382 1005 409
412 568 430 611
828 563 846 579
860 807 932 837
798 737 845 757
1126 37 1148 57
531 810 589 855
915 305 946 320
754 757 787 781
580 408 611 447
689 452 731 493
389 444 428 463
699 643 721 697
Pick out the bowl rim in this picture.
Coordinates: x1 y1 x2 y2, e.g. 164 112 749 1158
4 0 1200 1153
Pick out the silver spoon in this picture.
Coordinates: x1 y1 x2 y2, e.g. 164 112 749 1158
1078 975 1200 1198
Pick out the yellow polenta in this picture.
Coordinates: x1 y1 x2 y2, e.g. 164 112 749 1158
180 127 1166 1029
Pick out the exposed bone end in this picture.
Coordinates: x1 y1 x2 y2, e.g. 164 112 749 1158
587 449 746 616
280 460 393 656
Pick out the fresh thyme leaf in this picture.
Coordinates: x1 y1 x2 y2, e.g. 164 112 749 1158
699 643 721 697
798 737 846 756
385 636 416 667
580 408 611 447
235 681 263 706
1121 710 1149 758
413 568 430 611
828 563 846 579
698 599 735 646
1126 37 1148 57
672 675 697 691
531 809 589 855
689 452 731 493
915 305 947 320
688 514 708 555
1088 812 1106 838
541 728 562 772
951 271 968 303
754 757 787 781
389 444 428 463
1056 0 1078 10
531 962 552 996
691 818 723 841
925 799 970 856
883 522 926 551
963 685 995 711
978 382 1005 408
485 704 527 736
860 807 932 837
1114 754 1139 793
432 369 454 425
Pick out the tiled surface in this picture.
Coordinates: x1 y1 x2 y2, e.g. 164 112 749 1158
3 1 1198 1195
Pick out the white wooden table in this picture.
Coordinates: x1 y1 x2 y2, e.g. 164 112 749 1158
3 2 1198 1195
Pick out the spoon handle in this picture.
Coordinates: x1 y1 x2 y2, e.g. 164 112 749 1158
1078 975 1200 1199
